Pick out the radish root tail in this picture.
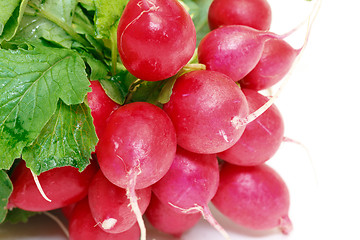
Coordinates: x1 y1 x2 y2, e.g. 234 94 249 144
31 170 52 202
233 0 322 129
126 168 146 240
168 203 231 240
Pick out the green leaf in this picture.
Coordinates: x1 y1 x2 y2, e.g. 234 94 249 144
0 46 90 170
0 0 29 43
130 80 165 106
22 101 97 174
0 0 22 35
93 0 128 39
4 208 39 224
13 15 74 48
40 0 77 25
0 170 13 223
99 69 137 105
77 48 109 80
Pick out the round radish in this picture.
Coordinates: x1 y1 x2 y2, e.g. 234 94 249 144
8 160 97 212
88 170 151 233
145 193 202 237
163 70 249 154
152 147 229 239
217 89 284 166
198 25 276 82
69 198 140 240
117 0 196 81
95 101 177 240
87 80 120 139
208 0 272 31
212 163 293 234
240 38 301 91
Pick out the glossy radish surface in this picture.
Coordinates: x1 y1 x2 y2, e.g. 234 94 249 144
96 102 176 189
208 0 272 31
96 101 176 240
152 147 230 238
240 38 300 90
87 80 120 139
88 171 151 233
217 89 284 166
69 198 140 240
117 0 196 81
212 163 292 234
198 25 275 82
145 193 202 237
8 160 97 212
163 70 249 154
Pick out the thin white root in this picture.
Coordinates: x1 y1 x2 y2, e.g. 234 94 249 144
126 169 146 240
233 0 322 129
43 211 69 238
31 170 51 202
282 136 318 185
168 203 231 240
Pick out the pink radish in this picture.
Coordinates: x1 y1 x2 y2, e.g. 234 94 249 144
145 193 202 237
217 89 284 166
69 198 140 240
198 25 276 82
117 0 196 81
163 70 249 154
95 101 177 240
87 80 119 139
152 147 230 239
240 38 301 91
212 163 292 234
7 160 97 212
208 0 272 31
88 170 151 233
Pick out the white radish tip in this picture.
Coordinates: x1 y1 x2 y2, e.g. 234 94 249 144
31 170 52 202
279 215 293 235
101 218 118 230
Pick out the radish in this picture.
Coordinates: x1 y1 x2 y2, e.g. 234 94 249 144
240 38 301 91
198 25 277 82
95 101 177 240
7 160 97 212
152 146 230 239
217 89 284 166
87 80 120 139
145 193 202 237
212 163 292 234
117 0 196 81
208 0 272 31
69 198 140 240
88 170 151 233
163 70 249 154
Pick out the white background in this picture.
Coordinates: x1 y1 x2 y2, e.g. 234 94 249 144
1 0 360 239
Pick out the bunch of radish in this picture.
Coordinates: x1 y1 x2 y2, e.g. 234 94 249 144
6 0 319 239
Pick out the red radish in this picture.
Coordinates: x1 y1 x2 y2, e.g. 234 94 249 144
117 0 196 81
152 147 229 239
69 198 140 240
217 89 284 166
212 163 292 234
88 171 151 233
208 0 272 31
198 25 276 82
7 160 97 212
240 38 301 91
87 80 120 139
163 70 249 154
145 193 202 237
96 102 177 240
62 202 77 220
